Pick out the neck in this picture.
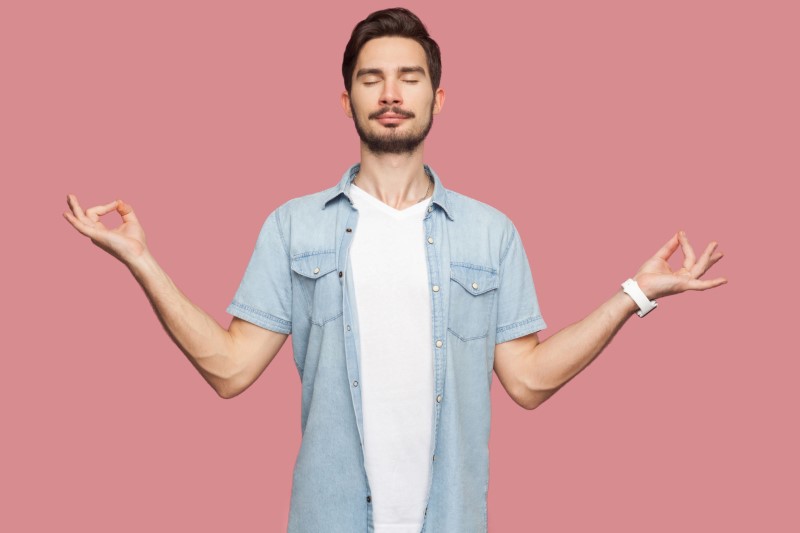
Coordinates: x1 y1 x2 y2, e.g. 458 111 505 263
355 144 431 210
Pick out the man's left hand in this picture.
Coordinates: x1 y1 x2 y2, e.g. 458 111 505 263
634 230 727 300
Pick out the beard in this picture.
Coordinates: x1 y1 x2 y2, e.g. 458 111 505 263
350 99 435 155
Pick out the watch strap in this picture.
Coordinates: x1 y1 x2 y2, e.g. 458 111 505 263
621 278 657 317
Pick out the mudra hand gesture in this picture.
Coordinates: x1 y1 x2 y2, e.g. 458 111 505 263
633 230 727 301
63 194 148 265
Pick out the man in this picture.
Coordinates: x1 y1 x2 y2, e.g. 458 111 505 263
63 7 726 533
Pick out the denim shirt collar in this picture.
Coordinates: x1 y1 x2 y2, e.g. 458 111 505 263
322 162 455 220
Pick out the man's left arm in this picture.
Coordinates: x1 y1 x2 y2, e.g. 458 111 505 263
493 230 726 410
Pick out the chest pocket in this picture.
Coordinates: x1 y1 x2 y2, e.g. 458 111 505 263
448 263 499 341
291 251 342 326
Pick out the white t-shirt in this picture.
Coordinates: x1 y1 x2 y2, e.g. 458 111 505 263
349 183 434 532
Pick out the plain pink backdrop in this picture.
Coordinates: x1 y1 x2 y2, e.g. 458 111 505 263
2 1 797 531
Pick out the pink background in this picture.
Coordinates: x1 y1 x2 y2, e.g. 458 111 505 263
2 0 797 531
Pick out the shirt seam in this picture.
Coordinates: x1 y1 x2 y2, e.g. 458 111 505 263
499 224 517 265
495 315 546 344
274 207 291 259
228 301 292 333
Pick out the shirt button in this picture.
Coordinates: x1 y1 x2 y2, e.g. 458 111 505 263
436 394 442 403
366 495 372 503
339 271 343 278
472 282 479 290
346 325 351 331
432 285 440 292
353 380 358 387
313 267 320 275
427 206 433 212
435 340 443 348
346 227 352 232
432 454 436 462
427 236 434 244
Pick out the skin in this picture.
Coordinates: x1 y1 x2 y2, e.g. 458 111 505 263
64 36 726 405
341 37 444 210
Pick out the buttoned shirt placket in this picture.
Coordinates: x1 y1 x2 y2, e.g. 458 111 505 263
334 166 451 525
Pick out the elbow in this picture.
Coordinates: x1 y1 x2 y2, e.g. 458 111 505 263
521 400 540 411
518 386 558 411
202 352 246 399
216 385 233 399
214 376 245 399
520 396 544 411
215 383 239 399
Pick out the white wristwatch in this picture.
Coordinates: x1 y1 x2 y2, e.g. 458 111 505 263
621 278 657 317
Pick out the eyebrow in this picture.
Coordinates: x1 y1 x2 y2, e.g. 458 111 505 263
355 66 427 78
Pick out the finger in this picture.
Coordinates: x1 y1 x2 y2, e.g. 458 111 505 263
654 232 680 261
679 230 696 270
691 242 717 278
691 241 719 277
86 200 120 222
67 194 91 224
116 199 139 223
686 277 727 291
63 210 99 239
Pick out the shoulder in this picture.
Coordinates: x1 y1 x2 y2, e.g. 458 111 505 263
263 185 342 242
445 188 517 238
272 185 339 220
266 185 345 256
443 188 521 268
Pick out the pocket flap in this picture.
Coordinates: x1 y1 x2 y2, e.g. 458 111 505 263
450 263 498 295
291 251 337 279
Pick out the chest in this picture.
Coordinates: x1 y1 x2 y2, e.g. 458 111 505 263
288 202 502 342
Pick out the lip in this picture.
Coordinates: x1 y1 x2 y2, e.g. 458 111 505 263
376 114 409 124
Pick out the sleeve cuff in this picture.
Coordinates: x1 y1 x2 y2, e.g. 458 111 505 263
496 315 547 344
227 301 292 335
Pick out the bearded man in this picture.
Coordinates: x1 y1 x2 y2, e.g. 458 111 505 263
64 7 726 533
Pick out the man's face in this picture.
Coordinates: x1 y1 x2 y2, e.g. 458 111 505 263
342 36 445 155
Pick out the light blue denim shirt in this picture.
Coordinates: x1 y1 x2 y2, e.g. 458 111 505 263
228 163 546 532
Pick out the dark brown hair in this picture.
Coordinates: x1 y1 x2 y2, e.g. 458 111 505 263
342 7 442 94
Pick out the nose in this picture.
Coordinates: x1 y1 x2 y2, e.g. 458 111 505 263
379 79 402 106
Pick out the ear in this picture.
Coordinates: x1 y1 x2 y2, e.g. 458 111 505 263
432 87 446 115
341 91 353 118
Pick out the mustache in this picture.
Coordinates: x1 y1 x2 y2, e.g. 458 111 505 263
368 106 415 120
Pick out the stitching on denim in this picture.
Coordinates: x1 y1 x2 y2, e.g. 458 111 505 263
274 208 291 259
273 209 294 331
312 311 343 327
229 302 292 330
496 315 544 334
499 224 517 265
291 249 336 259
293 272 313 318
447 327 489 342
448 280 496 339
450 262 498 274
450 277 498 295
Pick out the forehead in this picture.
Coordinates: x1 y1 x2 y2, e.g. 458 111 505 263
355 36 428 72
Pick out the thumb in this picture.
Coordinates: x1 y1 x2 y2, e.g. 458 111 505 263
116 199 139 223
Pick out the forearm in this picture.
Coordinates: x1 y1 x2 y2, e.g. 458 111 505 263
522 288 639 399
127 251 238 394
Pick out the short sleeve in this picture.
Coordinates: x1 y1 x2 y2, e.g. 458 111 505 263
227 209 293 334
495 223 547 344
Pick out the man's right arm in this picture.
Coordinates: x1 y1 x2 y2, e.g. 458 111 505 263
129 252 288 398
64 194 288 399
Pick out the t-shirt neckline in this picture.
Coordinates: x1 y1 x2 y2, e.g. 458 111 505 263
350 183 431 219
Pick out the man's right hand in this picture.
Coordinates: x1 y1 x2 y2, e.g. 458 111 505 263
62 193 288 398
63 194 147 266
